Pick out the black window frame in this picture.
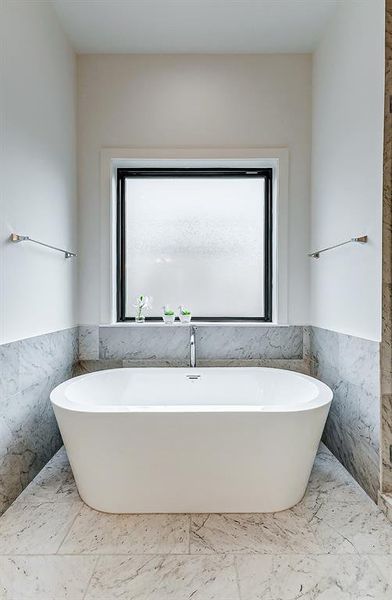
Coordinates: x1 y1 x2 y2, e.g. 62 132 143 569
117 167 273 322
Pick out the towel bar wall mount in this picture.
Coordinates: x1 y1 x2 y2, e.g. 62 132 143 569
308 235 368 259
10 233 77 259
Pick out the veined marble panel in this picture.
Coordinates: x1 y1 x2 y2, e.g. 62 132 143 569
0 328 78 515
195 326 303 360
77 357 310 374
379 492 392 522
310 326 380 501
79 325 99 360
0 343 19 400
18 328 78 390
99 325 190 362
76 324 308 372
323 414 379 502
381 2 392 504
382 394 392 494
98 324 304 363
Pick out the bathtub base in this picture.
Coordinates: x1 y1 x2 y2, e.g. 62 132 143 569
55 408 329 513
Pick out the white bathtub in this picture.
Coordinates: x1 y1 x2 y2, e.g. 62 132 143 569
50 367 332 513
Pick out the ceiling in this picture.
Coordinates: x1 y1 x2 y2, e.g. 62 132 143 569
52 0 338 54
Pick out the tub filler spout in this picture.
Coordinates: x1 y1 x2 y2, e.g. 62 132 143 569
190 326 196 368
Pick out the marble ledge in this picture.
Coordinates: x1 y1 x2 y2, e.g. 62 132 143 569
97 322 294 328
77 358 310 374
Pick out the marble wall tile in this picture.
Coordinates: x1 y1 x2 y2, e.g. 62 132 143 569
379 492 392 523
79 325 99 360
381 1 392 504
323 413 380 503
197 358 310 373
76 359 123 375
0 342 20 400
337 334 379 396
74 325 309 373
382 283 392 397
0 328 78 515
99 326 190 362
77 357 310 373
195 326 303 360
382 394 392 492
19 328 77 390
302 326 310 361
99 325 304 363
310 326 380 501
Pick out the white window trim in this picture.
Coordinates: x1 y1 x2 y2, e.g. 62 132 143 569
100 147 289 325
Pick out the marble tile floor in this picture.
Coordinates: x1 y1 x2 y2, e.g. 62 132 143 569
0 444 391 599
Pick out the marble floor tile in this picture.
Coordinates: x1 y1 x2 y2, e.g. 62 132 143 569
15 447 80 505
0 555 97 600
312 500 392 554
191 496 392 556
1 443 392 598
59 505 190 554
190 512 325 555
369 555 392 586
0 501 81 554
306 445 369 504
235 554 391 600
84 554 239 600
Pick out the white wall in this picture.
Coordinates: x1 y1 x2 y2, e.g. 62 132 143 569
77 54 312 325
310 0 385 341
0 0 78 344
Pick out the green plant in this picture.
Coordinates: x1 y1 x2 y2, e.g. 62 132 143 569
164 309 175 316
181 308 191 316
133 294 152 321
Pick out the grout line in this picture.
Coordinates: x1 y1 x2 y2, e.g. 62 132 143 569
54 505 84 555
233 555 243 600
82 555 100 600
188 514 191 554
0 549 392 559
1 551 391 557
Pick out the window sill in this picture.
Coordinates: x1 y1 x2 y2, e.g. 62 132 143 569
100 321 288 328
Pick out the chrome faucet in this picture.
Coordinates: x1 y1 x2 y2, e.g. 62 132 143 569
190 326 196 368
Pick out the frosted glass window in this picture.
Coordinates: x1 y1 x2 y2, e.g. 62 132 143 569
118 170 272 320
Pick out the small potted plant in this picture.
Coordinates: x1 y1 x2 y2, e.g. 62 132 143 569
133 295 152 323
162 306 175 324
179 306 192 324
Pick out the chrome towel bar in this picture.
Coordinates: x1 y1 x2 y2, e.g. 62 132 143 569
308 235 367 259
10 233 77 259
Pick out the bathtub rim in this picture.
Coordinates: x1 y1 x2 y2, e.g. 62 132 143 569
50 367 333 414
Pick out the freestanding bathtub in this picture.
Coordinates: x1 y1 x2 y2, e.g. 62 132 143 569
50 367 332 513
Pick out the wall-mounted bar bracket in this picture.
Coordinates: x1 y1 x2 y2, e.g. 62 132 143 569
308 235 368 259
10 233 77 259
